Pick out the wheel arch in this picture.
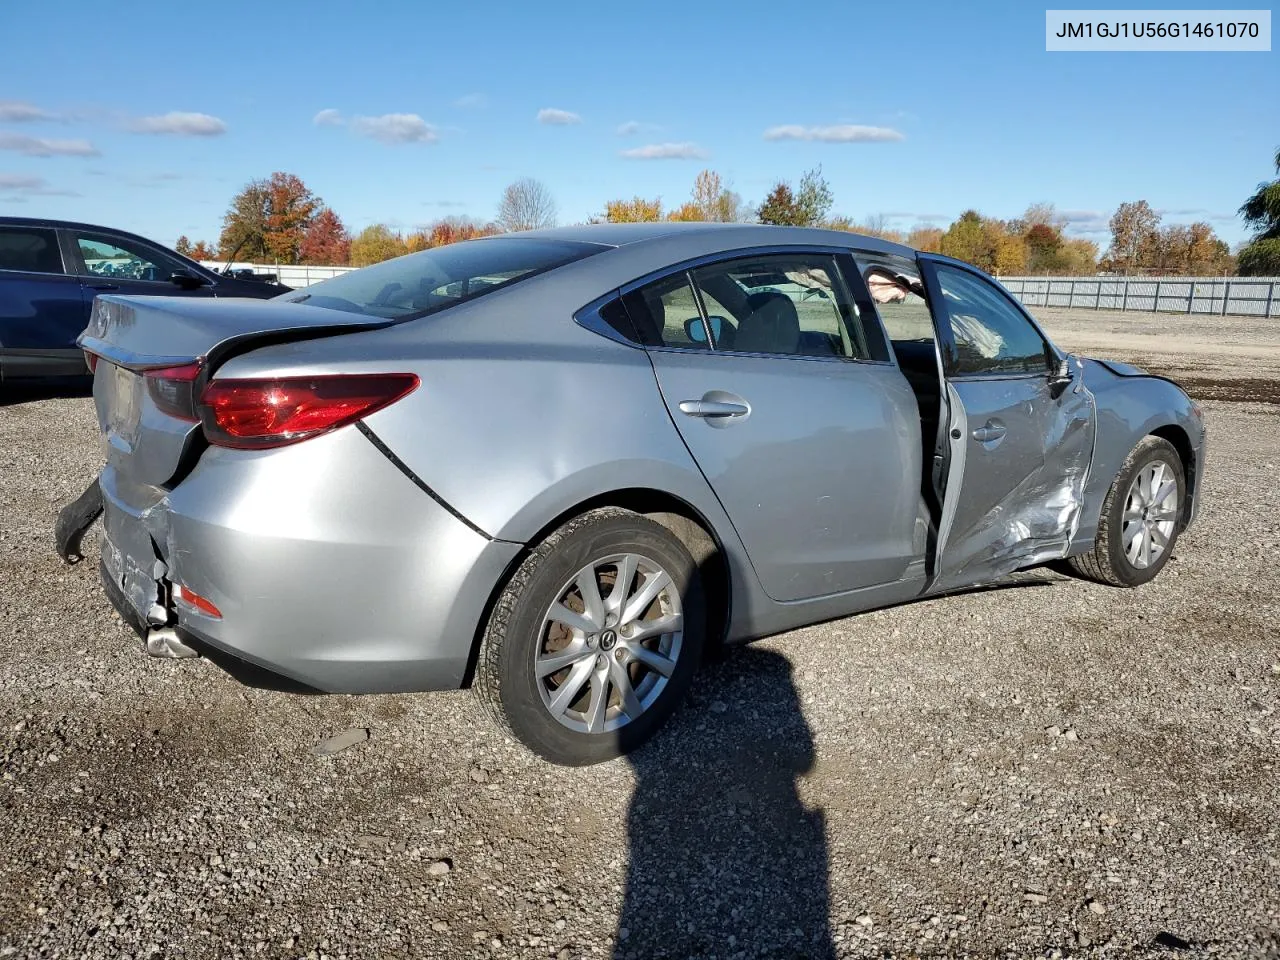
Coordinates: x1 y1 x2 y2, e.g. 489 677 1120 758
1149 422 1197 531
459 487 734 688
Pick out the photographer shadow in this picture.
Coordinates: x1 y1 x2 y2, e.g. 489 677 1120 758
615 647 834 960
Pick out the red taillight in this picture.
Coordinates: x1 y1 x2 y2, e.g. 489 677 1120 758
145 361 204 422
172 584 222 619
84 352 99 373
198 373 419 449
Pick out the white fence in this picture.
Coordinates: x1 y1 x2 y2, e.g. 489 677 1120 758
1000 276 1280 318
201 262 355 288
208 261 1280 317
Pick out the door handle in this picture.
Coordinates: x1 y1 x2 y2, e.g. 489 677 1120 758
87 283 119 291
972 422 1007 442
678 399 750 419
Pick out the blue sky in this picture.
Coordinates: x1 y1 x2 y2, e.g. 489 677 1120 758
1 0 1275 252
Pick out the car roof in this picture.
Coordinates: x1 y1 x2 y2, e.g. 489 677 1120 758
0 215 182 249
513 222 918 258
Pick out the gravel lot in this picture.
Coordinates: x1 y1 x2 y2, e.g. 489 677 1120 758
1 308 1278 959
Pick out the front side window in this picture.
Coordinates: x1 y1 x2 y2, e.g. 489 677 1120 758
282 237 601 320
933 264 1050 375
75 234 181 283
0 227 64 274
692 254 867 359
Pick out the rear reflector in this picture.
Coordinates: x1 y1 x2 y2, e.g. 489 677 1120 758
84 352 99 373
198 373 419 449
144 361 204 422
172 584 222 619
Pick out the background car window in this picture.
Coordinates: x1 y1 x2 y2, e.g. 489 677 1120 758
76 234 179 283
691 255 866 359
0 228 64 274
620 273 710 350
934 264 1050 375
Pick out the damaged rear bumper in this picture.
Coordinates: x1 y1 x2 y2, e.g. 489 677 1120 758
95 425 522 694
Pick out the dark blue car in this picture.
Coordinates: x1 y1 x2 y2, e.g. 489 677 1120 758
0 217 288 381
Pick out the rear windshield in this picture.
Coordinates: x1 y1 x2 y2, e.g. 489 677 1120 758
276 237 600 320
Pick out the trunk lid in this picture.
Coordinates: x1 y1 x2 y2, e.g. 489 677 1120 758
81 294 387 488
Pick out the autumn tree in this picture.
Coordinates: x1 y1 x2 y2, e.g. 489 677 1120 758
218 179 271 261
218 172 322 264
1106 200 1160 274
497 178 556 232
349 224 408 266
188 240 218 262
689 169 743 222
757 183 800 225
406 216 502 249
299 207 351 265
604 197 664 222
174 236 194 257
852 214 905 242
906 226 944 253
1237 148 1280 276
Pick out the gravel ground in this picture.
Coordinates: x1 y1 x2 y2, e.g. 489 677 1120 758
1 309 1278 959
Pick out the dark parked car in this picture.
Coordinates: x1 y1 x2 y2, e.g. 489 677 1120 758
0 217 288 381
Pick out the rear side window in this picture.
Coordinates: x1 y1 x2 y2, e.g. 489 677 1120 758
281 237 601 320
0 227 63 274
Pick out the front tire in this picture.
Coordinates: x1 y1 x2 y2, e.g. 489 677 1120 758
1063 435 1185 587
475 508 705 766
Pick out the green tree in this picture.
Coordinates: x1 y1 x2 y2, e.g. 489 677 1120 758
1237 148 1280 275
218 179 271 261
940 211 996 271
795 166 833 226
757 182 801 225
349 224 407 266
174 235 194 257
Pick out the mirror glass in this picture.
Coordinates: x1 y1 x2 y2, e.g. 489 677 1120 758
684 315 723 344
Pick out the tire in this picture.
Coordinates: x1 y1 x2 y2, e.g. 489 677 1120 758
1062 435 1185 587
475 507 705 766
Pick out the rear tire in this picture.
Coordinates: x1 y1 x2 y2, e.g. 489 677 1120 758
1062 435 1185 587
475 507 705 766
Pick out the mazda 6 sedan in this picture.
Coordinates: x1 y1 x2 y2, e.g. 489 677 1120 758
68 223 1205 765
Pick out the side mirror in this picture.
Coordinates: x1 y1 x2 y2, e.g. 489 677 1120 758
169 269 209 290
684 315 724 345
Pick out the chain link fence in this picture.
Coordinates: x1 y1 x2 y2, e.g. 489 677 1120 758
999 276 1280 317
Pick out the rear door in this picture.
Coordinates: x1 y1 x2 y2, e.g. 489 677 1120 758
923 259 1094 589
67 228 215 310
0 224 87 377
627 250 927 602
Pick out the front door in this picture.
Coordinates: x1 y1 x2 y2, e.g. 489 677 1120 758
67 229 214 320
628 251 927 602
924 260 1095 590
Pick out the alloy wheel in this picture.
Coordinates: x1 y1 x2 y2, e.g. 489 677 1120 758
1121 459 1179 569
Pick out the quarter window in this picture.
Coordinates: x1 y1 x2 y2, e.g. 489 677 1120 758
933 264 1050 375
620 273 710 351
0 227 64 274
75 234 180 284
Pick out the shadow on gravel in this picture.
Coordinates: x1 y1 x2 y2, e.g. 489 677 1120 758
615 648 834 960
0 377 93 407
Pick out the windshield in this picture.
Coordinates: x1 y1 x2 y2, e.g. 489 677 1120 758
276 237 601 319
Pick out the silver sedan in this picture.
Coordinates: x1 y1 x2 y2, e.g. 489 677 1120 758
68 223 1206 765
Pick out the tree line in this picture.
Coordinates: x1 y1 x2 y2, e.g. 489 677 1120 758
176 149 1280 277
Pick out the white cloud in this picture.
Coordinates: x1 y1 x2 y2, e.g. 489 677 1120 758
0 174 79 196
313 108 344 126
128 112 227 136
348 113 438 144
453 93 487 109
619 142 708 160
0 132 99 157
0 100 60 122
537 108 581 126
762 124 905 143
